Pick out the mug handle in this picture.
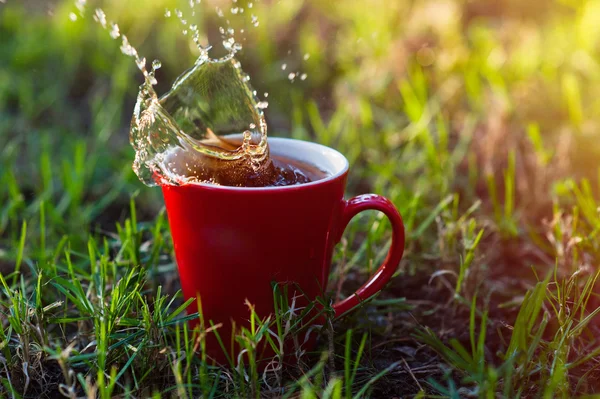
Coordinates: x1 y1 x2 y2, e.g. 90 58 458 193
332 194 405 318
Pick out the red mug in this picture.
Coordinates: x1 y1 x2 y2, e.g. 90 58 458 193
161 138 405 364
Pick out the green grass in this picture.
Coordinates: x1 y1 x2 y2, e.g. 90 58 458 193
2 0 600 397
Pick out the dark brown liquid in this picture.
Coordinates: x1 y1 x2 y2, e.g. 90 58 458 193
269 155 329 187
163 145 329 187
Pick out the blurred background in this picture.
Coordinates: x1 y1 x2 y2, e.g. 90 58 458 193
4 0 600 291
3 0 600 396
3 0 600 221
2 0 600 293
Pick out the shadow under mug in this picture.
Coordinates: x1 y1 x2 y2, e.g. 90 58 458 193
161 138 405 365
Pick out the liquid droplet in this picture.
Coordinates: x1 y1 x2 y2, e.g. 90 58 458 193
109 23 120 39
288 72 296 81
300 73 307 80
281 63 287 70
94 8 107 28
251 15 259 27
136 57 146 71
152 60 162 70
120 35 138 58
165 9 171 17
69 12 77 21
303 53 310 61
75 0 86 14
256 101 269 109
223 37 235 50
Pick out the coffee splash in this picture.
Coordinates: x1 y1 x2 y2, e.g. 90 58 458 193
76 0 319 187
130 54 276 186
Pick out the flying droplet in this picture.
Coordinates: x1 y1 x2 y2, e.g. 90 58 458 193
300 73 307 80
165 9 171 17
251 14 259 27
120 35 138 58
223 37 235 49
75 0 86 14
256 101 269 109
288 72 296 81
303 53 310 61
94 8 107 28
136 57 146 71
192 31 201 45
281 63 287 70
69 12 77 21
109 23 120 39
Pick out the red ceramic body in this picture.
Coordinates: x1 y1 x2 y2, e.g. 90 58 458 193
161 138 405 364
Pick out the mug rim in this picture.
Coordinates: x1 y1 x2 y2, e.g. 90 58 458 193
163 137 350 192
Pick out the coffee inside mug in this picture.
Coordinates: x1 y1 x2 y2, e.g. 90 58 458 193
266 137 349 185
163 136 349 189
